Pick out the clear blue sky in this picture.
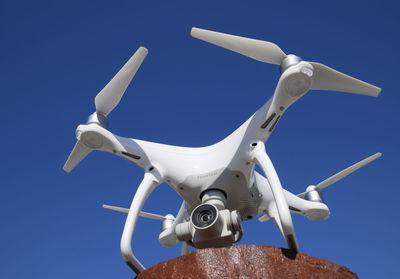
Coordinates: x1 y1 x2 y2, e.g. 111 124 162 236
1 0 399 278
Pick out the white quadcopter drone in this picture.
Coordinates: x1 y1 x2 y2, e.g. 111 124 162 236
63 27 381 274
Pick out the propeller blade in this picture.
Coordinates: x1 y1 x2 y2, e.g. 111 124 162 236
316 152 382 191
310 62 381 97
63 141 92 173
139 211 167 221
102 204 166 220
102 204 129 213
297 152 382 198
191 27 286 65
94 47 148 116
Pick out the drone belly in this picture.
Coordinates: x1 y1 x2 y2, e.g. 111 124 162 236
135 139 238 186
175 167 260 218
134 139 260 216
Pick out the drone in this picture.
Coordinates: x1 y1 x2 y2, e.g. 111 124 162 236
63 27 381 274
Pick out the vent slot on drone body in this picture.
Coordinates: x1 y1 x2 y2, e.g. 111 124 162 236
121 152 141 160
261 113 276 129
289 206 301 213
269 115 281 132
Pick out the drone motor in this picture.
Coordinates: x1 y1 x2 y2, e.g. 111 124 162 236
303 185 330 221
304 185 324 203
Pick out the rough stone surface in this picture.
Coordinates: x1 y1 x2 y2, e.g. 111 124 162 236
137 245 358 279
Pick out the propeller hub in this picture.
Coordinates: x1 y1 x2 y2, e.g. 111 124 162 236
304 185 324 203
280 54 302 73
87 112 109 129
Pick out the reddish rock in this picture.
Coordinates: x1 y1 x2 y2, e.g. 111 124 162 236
138 245 358 279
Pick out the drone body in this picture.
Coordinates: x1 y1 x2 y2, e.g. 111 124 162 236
63 27 381 274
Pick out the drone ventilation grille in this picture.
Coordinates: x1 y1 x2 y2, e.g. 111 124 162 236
269 115 281 132
121 152 141 160
260 113 276 129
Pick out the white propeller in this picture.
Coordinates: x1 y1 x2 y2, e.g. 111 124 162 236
102 204 167 221
309 62 380 97
63 140 92 173
95 47 148 116
191 27 286 65
297 152 382 198
63 47 148 173
191 27 381 97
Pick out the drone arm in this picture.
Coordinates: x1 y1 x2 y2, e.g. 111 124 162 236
64 124 150 172
248 142 299 251
120 171 161 274
232 61 313 148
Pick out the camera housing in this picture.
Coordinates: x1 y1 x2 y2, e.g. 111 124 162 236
175 190 243 249
192 204 218 230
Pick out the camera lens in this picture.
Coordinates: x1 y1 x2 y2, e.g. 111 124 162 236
192 204 217 228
